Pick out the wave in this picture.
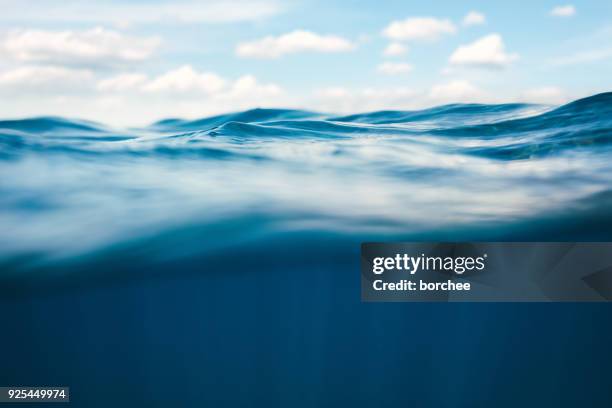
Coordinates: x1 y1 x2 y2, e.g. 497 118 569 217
1 92 611 285
1 93 609 134
0 116 108 133
150 108 321 132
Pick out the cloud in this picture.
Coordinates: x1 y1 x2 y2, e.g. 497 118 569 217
0 27 160 66
551 47 612 66
382 17 456 42
0 65 287 125
314 81 489 113
462 11 486 26
217 74 283 101
549 26 612 66
383 42 408 56
519 86 567 104
235 30 355 58
0 66 94 93
0 0 283 25
142 65 226 94
377 62 413 75
97 73 148 92
314 87 418 113
449 34 518 69
96 66 282 101
550 5 576 17
428 80 485 103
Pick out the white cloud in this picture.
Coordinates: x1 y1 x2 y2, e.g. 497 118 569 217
314 81 490 113
449 34 518 69
0 27 160 66
382 17 456 42
310 79 571 114
0 66 94 92
0 65 288 125
0 1 283 25
97 66 282 100
428 80 485 103
236 30 355 58
519 87 567 104
314 87 418 113
377 62 413 75
462 11 486 26
551 47 612 66
217 74 283 101
97 73 148 92
383 42 408 56
550 26 612 66
550 5 576 17
142 65 226 94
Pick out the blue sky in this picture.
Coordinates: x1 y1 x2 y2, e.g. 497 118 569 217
0 0 611 125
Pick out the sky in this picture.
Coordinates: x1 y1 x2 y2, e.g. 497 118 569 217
0 0 611 126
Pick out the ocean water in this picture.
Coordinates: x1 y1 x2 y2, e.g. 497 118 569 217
2 92 612 280
2 93 612 406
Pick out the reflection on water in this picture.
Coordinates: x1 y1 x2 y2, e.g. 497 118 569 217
1 93 612 282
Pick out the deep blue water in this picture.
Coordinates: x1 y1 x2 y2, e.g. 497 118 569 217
1 93 612 406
